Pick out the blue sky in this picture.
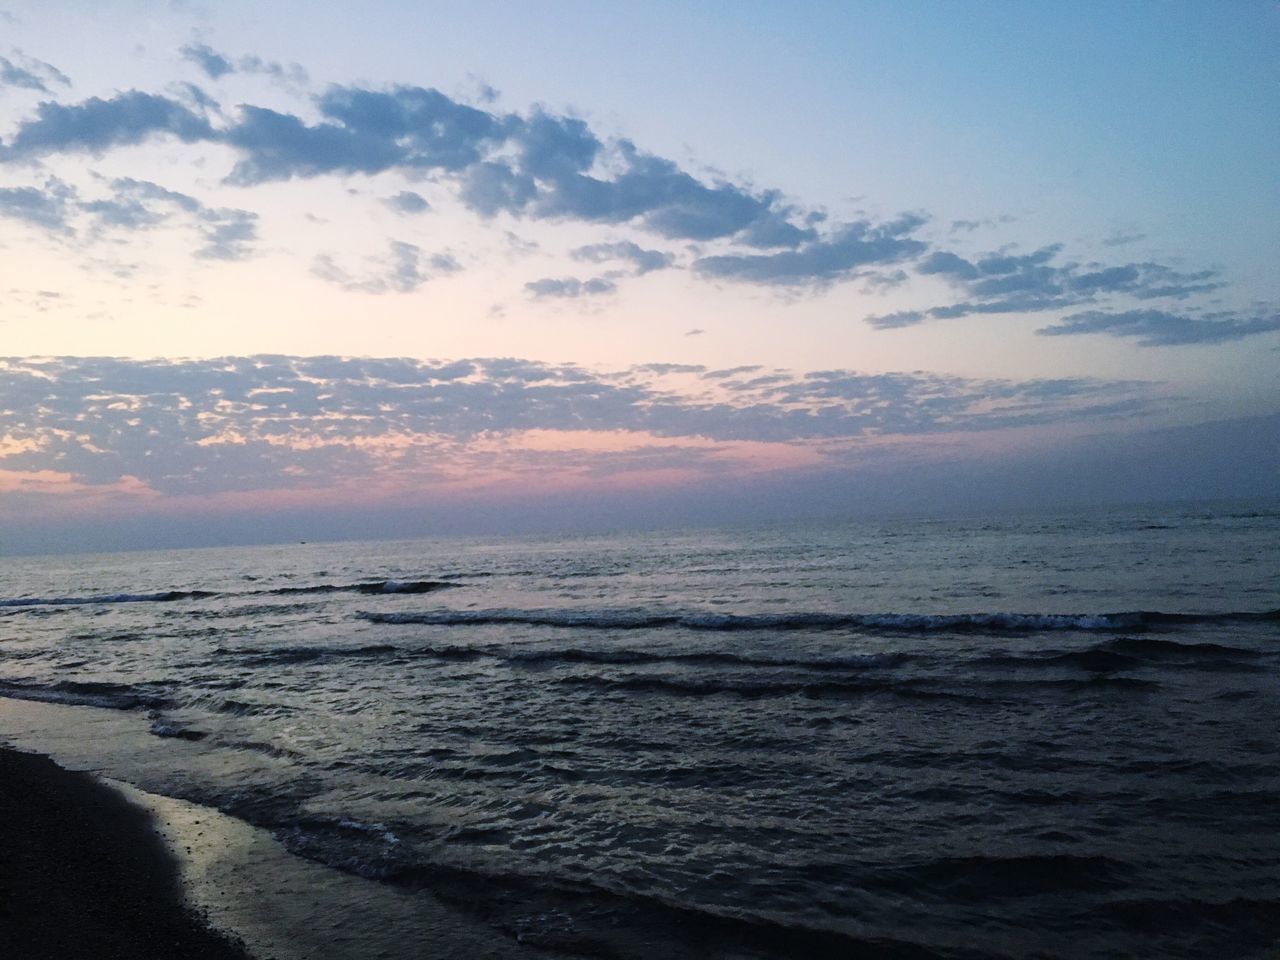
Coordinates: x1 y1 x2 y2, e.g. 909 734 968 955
0 1 1276 551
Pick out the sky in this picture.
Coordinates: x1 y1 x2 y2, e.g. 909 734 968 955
0 1 1277 553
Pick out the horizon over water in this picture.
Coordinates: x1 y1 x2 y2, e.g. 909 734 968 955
4 493 1271 560
1 498 1278 958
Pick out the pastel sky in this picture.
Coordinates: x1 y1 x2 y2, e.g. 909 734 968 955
1 1 1277 552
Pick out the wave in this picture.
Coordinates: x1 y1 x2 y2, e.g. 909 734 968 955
219 640 907 673
264 579 455 597
553 674 1060 702
268 827 966 960
0 589 216 608
146 711 208 741
359 606 1280 634
1105 636 1267 658
0 579 456 610
221 643 403 667
506 647 908 671
978 635 1267 672
0 678 168 710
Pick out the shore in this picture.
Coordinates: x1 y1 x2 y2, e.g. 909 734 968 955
0 745 249 960
0 697 558 960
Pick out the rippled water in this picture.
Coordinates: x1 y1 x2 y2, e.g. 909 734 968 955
2 500 1278 958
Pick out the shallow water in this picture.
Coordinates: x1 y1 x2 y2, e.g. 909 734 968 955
2 500 1278 958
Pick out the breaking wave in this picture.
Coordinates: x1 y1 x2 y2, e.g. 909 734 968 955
358 606 1280 633
0 678 169 710
0 579 455 609
0 590 216 608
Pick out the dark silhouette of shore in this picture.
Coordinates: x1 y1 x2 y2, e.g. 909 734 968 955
0 747 250 960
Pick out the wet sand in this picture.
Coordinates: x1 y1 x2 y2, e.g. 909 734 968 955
0 745 249 960
0 697 556 960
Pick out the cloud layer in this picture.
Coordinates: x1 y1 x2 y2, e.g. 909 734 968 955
0 355 1153 498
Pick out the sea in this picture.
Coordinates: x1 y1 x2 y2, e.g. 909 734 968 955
1 499 1278 959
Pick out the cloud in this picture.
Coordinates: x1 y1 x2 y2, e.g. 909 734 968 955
0 67 1258 322
0 177 75 231
868 243 1228 330
917 250 979 280
0 355 1154 497
1101 230 1146 248
0 51 71 92
181 43 308 85
0 91 214 160
572 240 673 274
223 86 503 183
693 215 927 287
864 310 924 330
0 83 853 278
0 175 258 261
81 177 259 260
1037 309 1280 346
524 276 618 298
312 240 460 293
180 43 234 80
196 206 258 260
383 190 430 214
0 175 259 261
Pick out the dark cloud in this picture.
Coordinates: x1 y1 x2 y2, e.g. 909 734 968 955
180 43 234 80
869 243 1229 330
181 43 308 85
0 83 842 275
860 269 909 292
572 240 673 274
167 81 220 112
312 240 459 293
81 177 258 260
524 276 618 299
0 51 70 92
384 190 430 214
1037 309 1280 346
197 206 258 260
456 113 811 247
235 54 309 86
0 178 75 231
0 175 258 260
1101 230 1146 248
917 250 978 280
223 86 503 183
864 310 924 330
0 91 213 160
0 355 1153 496
693 215 927 287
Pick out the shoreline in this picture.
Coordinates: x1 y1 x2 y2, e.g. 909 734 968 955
0 697 553 960
0 745 250 960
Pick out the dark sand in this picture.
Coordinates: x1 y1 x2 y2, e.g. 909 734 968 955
0 746 250 960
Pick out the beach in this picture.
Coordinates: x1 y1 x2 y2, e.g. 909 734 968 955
0 698 568 960
0 744 247 960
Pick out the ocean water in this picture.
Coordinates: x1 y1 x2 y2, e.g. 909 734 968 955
1 500 1278 959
